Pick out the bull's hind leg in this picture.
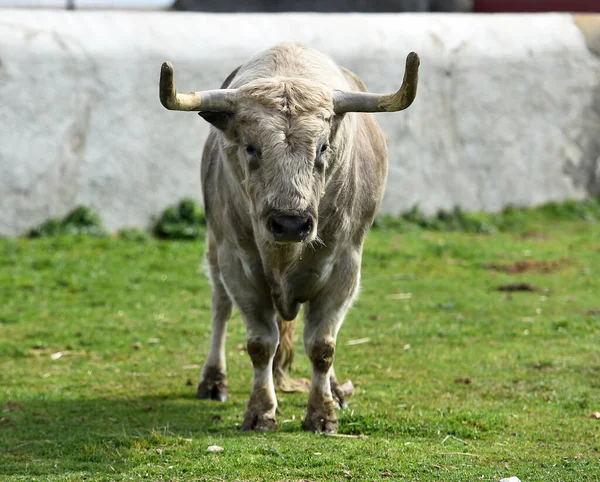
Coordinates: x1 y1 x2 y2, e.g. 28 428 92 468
197 238 232 402
302 250 361 433
329 367 354 409
274 317 310 394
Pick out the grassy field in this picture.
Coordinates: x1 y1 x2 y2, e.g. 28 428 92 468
1 214 600 481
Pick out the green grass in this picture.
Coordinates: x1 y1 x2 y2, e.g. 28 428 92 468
1 217 600 481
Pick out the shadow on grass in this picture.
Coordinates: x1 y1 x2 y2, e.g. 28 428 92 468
0 394 257 476
1 390 509 477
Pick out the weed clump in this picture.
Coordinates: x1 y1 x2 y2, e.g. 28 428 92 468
25 196 600 240
28 206 105 238
374 197 600 234
374 206 496 234
118 228 152 242
152 199 206 240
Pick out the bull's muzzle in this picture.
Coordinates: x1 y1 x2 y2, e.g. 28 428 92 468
267 214 313 243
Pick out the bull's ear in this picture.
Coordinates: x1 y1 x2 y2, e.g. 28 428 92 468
198 112 233 131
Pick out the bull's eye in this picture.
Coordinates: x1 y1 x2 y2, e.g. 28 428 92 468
245 145 256 156
319 143 329 154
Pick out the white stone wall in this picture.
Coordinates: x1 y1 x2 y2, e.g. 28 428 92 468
1 11 599 235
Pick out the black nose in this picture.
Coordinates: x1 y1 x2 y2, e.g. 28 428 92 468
267 215 313 242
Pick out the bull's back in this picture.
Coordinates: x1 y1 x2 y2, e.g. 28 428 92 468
339 67 388 238
350 113 388 242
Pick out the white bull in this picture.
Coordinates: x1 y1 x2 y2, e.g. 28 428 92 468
159 42 419 433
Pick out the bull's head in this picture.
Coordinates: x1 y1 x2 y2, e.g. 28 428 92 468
159 53 419 246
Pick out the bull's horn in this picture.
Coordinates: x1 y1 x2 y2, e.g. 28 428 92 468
159 61 238 112
332 52 420 114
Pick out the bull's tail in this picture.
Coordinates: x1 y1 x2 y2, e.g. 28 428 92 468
273 317 310 393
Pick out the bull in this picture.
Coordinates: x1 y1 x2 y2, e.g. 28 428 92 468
159 43 419 433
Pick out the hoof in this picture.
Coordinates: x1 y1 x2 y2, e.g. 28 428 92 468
196 367 228 402
241 412 278 432
302 412 338 434
331 379 354 409
303 396 339 433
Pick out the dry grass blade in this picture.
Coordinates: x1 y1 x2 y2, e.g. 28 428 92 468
346 337 370 346
323 433 369 439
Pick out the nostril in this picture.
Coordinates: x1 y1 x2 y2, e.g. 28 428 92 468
299 218 313 238
268 218 284 235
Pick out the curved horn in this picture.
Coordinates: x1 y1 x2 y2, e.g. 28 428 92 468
333 52 420 114
159 61 238 112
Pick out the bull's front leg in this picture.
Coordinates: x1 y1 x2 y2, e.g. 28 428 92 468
241 309 280 431
197 237 232 402
217 249 280 431
197 278 232 402
302 250 361 434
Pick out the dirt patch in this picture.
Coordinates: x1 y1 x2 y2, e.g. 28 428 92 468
496 283 542 293
0 416 15 426
520 231 549 240
484 258 570 274
530 361 555 371
3 401 23 412
454 376 472 385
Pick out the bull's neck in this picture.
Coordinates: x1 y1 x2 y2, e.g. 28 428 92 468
258 241 307 321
